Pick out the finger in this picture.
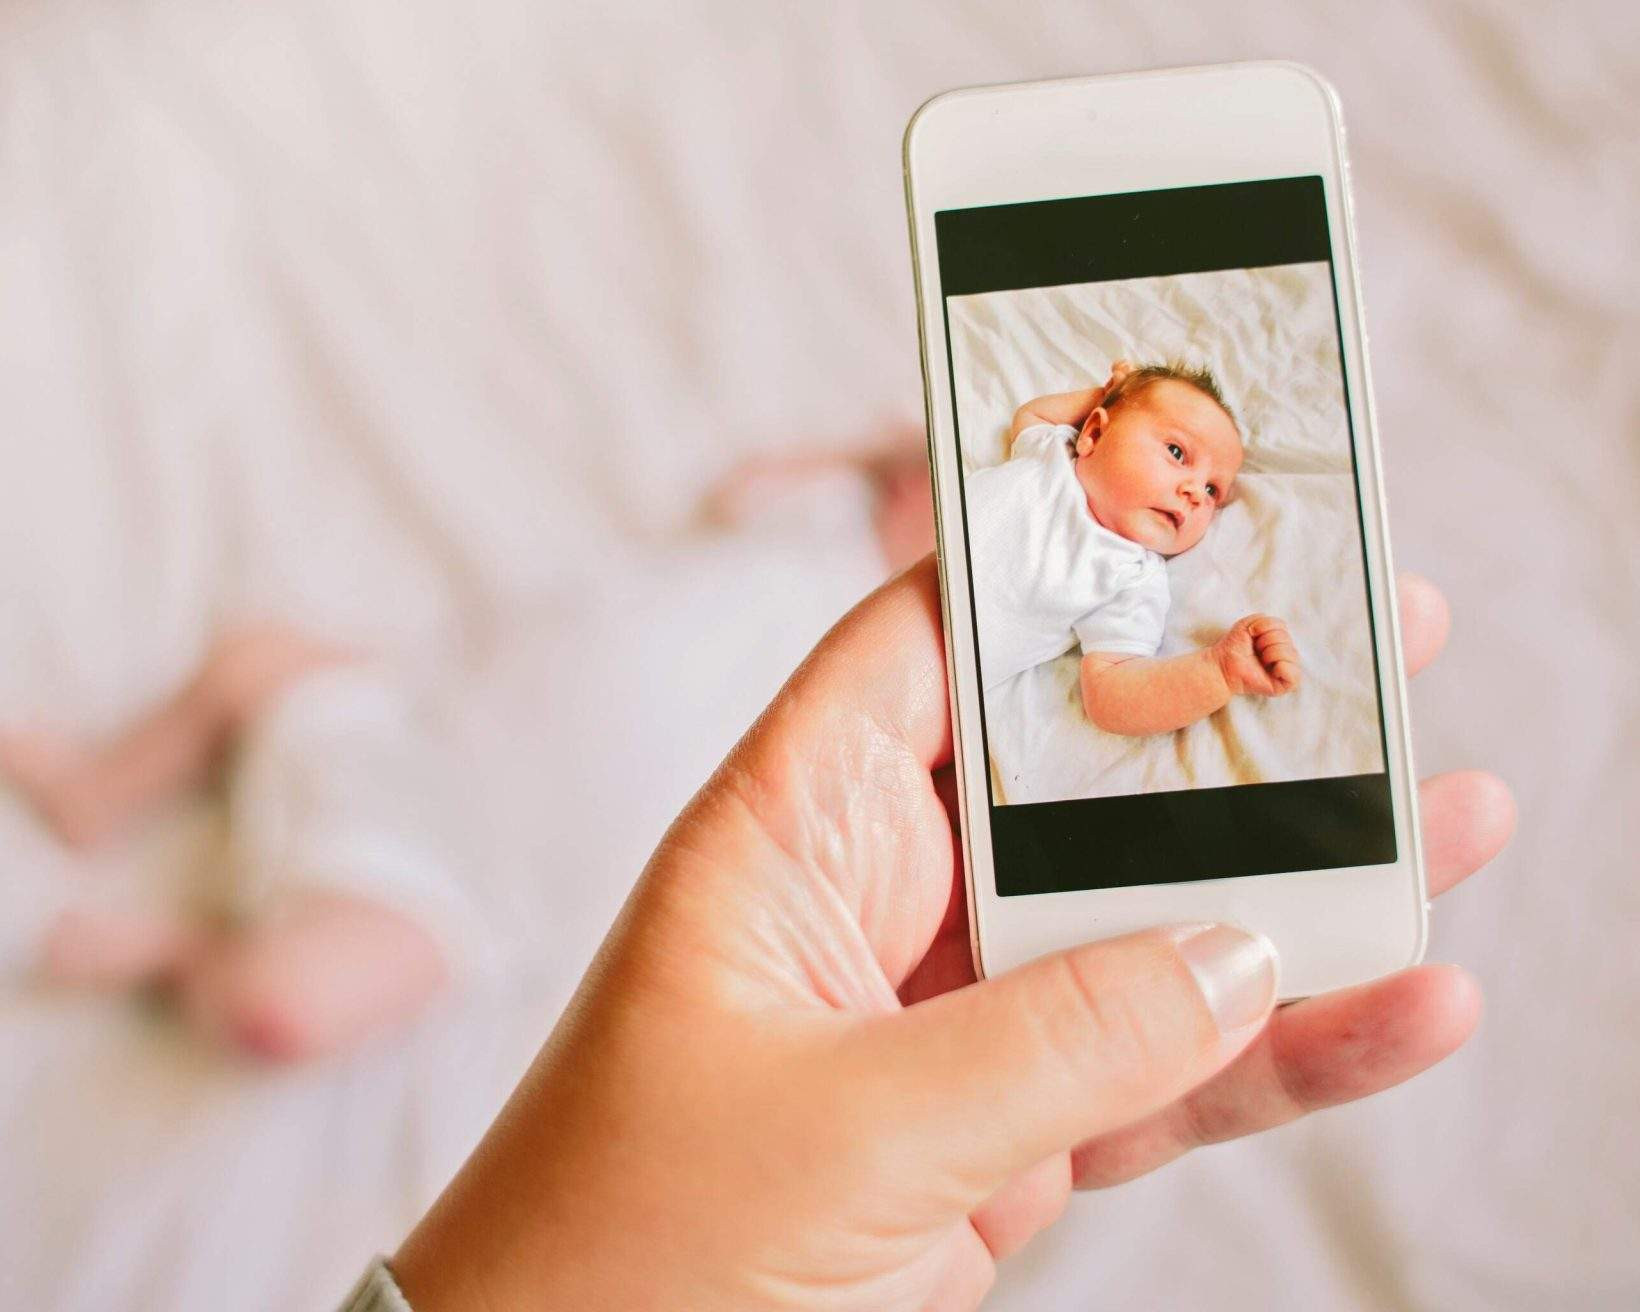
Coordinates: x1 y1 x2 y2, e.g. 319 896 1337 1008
1252 627 1292 654
894 761 981 1007
847 925 1276 1196
1071 964 1480 1188
921 1222 996 1312
900 771 1509 1027
1256 640 1299 669
896 792 979 1007
1421 769 1516 896
1067 769 1513 1187
969 1153 1072 1261
1397 572 1450 677
1092 363 1133 405
1262 655 1299 681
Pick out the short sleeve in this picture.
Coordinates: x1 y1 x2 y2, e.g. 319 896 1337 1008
1072 559 1170 658
1009 423 1076 464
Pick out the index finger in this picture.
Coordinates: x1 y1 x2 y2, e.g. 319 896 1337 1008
1398 573 1450 677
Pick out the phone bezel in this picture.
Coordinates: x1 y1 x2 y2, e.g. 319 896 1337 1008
903 62 1426 999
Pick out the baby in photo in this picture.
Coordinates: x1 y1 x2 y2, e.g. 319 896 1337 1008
968 360 1300 733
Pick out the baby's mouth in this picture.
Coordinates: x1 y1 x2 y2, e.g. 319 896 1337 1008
1152 507 1183 531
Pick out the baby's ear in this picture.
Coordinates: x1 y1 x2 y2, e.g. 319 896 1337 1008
1078 406 1108 451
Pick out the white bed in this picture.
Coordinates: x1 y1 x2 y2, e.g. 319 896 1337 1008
949 265 1383 804
0 2 1635 1309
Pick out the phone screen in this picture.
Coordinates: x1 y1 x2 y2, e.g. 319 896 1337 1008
935 177 1396 896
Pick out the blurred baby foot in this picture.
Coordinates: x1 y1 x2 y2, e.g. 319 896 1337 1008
36 906 205 990
178 891 448 1063
0 729 111 850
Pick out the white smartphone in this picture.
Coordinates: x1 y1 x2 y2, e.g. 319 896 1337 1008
903 62 1424 999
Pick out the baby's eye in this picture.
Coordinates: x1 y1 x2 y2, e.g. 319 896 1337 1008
1206 483 1220 501
1166 443 1184 461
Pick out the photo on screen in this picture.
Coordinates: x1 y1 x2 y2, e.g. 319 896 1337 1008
949 262 1383 805
935 179 1397 894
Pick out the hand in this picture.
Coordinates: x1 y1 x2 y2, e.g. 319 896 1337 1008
394 561 1511 1311
1079 357 1132 424
1214 613 1301 697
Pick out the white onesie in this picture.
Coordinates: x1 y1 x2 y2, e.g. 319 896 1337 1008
965 424 1170 689
227 665 495 982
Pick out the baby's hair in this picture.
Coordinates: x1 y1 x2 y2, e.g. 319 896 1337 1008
1104 360 1239 435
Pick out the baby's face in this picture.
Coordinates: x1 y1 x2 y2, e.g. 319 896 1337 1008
1073 380 1243 555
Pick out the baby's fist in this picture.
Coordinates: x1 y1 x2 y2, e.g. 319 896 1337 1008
1214 614 1301 698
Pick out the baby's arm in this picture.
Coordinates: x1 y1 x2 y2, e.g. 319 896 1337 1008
1080 615 1300 735
1005 361 1131 454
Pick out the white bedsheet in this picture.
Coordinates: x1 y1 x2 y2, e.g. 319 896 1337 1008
950 266 1383 804
0 2 1635 1310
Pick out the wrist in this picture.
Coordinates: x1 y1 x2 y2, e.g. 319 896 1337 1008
1070 383 1102 424
1205 642 1239 699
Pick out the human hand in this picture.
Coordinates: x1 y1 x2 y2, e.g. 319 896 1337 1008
1214 613 1301 697
1076 357 1131 427
393 561 1511 1311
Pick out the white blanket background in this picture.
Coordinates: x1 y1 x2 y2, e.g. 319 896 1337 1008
0 2 1635 1309
950 266 1384 804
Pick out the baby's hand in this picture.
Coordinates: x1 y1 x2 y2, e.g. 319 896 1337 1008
1213 614 1301 698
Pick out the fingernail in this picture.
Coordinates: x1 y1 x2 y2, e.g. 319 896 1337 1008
1170 924 1279 1034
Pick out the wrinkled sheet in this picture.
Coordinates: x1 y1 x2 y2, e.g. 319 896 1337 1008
0 2 1636 1310
949 266 1383 804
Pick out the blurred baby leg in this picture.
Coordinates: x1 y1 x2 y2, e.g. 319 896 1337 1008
0 624 350 851
180 890 446 1062
35 906 203 990
195 665 486 1061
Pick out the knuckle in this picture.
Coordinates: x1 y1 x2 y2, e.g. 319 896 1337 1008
1172 1086 1224 1150
1042 950 1150 1080
1071 1126 1181 1190
1038 941 1202 1103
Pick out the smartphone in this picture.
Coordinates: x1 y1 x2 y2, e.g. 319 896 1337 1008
904 63 1424 999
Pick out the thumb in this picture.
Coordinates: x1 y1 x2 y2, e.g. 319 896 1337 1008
845 925 1277 1198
